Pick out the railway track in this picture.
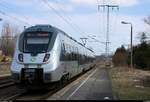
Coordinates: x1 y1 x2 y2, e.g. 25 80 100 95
0 76 26 101
14 88 59 100
0 65 96 101
0 80 14 89
5 67 95 101
0 76 14 89
3 81 66 101
10 78 76 100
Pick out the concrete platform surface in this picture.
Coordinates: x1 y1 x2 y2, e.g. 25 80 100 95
47 67 113 100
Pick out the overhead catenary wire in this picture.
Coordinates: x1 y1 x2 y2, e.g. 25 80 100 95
104 0 120 50
0 0 14 11
0 1 31 26
89 0 106 54
98 0 119 57
95 0 107 54
0 10 31 26
104 1 119 54
96 0 101 39
97 0 107 41
0 0 87 37
54 0 88 38
41 0 87 39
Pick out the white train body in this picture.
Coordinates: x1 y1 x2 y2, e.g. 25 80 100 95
11 25 95 87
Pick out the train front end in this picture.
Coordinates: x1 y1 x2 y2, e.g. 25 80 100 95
11 25 58 87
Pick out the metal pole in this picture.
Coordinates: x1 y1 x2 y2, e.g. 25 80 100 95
80 38 88 46
106 5 110 58
0 18 2 50
98 5 119 61
131 24 133 69
121 21 133 69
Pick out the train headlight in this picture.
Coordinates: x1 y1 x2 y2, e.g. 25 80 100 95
18 54 23 62
43 54 50 62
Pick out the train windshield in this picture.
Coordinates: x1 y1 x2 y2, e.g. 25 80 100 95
23 32 52 53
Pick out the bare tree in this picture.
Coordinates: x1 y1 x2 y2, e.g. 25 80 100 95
0 22 20 56
143 16 150 43
137 32 149 43
112 45 128 66
144 16 150 26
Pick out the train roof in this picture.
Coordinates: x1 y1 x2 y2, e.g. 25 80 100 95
53 26 94 53
24 24 94 53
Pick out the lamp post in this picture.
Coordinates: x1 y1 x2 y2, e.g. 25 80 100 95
121 21 133 69
0 18 3 50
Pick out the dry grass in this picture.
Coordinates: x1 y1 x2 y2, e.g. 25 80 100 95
109 66 150 100
0 55 12 76
0 63 11 75
0 55 3 62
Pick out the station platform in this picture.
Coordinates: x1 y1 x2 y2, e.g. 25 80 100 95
47 66 113 100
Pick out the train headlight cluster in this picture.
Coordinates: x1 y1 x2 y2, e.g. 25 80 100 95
43 54 50 62
18 53 23 62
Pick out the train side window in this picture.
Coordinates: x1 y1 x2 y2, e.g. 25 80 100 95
65 44 68 52
63 43 66 59
60 43 65 61
75 47 78 60
72 46 75 60
64 44 67 61
74 47 76 60
65 44 68 61
68 45 70 53
67 44 70 57
77 47 79 61
71 46 73 60
63 43 65 52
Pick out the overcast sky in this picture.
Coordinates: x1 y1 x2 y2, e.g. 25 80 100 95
0 0 150 55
